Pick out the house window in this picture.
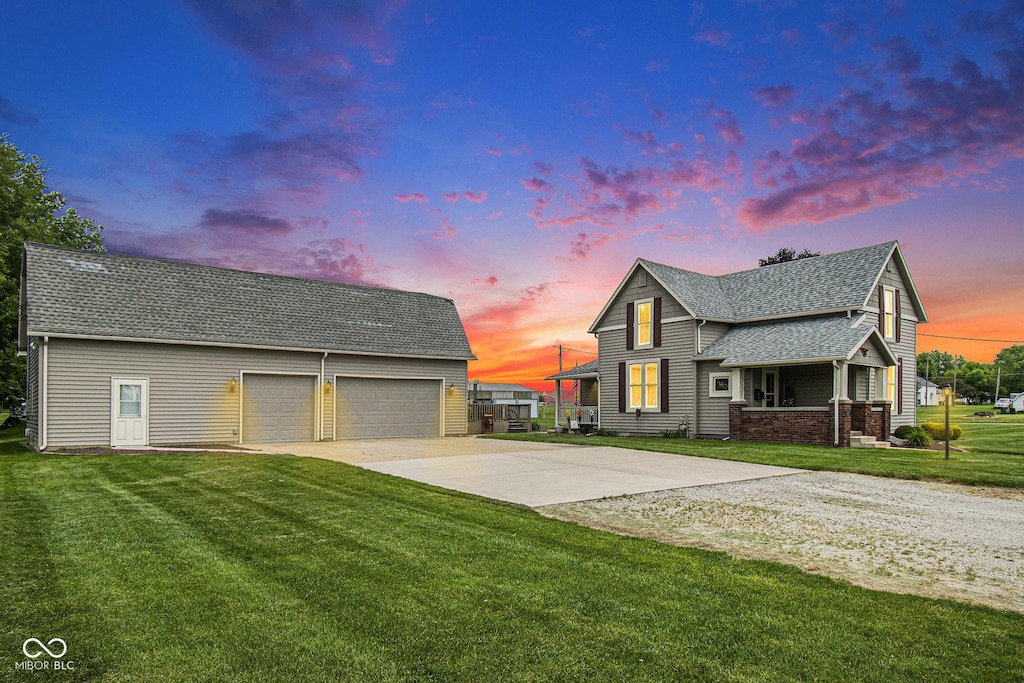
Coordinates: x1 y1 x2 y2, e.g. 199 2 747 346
883 287 896 339
628 361 659 410
886 365 897 405
709 372 731 397
635 299 653 348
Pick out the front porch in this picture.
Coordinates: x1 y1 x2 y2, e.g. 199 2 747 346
724 361 892 447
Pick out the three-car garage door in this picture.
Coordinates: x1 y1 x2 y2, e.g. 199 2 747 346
335 377 440 439
242 374 317 443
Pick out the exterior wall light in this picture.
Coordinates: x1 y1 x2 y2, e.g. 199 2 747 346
228 378 238 392
323 380 333 393
447 383 457 395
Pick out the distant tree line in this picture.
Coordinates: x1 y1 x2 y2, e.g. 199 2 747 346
918 347 1024 402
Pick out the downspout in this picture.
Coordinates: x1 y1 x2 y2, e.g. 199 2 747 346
832 360 840 447
695 320 706 437
39 336 48 451
320 351 328 441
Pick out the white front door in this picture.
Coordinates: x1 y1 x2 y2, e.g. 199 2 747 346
111 378 149 447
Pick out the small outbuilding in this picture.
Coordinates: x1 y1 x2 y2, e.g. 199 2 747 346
19 242 475 450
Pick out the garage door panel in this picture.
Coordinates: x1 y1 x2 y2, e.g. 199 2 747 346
336 377 440 439
243 374 316 443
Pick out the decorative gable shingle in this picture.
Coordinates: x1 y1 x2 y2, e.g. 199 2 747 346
22 242 475 360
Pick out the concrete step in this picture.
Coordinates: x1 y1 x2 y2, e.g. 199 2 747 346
850 433 891 448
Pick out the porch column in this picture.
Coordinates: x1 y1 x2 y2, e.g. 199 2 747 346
554 379 562 429
730 368 744 402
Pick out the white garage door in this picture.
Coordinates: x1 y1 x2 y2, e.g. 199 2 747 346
242 374 317 443
335 377 440 439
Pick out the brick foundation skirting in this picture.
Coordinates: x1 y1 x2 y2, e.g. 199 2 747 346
727 402 887 447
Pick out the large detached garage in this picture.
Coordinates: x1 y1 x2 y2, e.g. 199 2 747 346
19 242 476 450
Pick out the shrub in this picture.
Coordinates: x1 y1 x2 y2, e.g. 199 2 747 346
531 421 541 431
903 427 932 448
591 428 619 437
921 422 962 441
659 429 685 438
893 425 917 439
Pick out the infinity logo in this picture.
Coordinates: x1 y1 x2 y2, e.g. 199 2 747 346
22 638 67 659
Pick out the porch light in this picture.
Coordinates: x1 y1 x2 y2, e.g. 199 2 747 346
322 380 333 393
447 383 457 395
228 378 238 392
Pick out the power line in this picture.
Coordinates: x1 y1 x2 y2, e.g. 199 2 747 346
555 346 597 356
919 333 1024 344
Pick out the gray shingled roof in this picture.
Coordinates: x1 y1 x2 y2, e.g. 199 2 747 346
545 359 599 380
695 315 892 366
641 241 897 321
22 242 475 359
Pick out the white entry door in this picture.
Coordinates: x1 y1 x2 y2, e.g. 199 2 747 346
111 378 149 447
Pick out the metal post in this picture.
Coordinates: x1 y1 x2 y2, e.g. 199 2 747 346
943 384 951 460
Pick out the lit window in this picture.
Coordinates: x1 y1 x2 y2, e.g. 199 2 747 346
636 300 653 348
628 361 659 410
886 366 896 404
883 288 896 339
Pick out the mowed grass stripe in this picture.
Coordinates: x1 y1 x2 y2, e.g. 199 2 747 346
1 449 1021 681
23 455 403 681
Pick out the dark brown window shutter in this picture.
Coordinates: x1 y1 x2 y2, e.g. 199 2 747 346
618 362 626 412
653 297 662 348
625 302 635 351
660 358 669 412
878 285 885 330
897 357 904 415
895 290 902 343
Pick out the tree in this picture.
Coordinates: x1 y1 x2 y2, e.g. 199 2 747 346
758 247 822 267
1 133 104 409
994 344 1024 395
917 350 959 382
957 360 996 403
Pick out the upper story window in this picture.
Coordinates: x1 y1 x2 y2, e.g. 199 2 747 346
883 287 896 339
635 299 653 348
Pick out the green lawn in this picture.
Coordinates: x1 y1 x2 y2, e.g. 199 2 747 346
496 404 1024 488
2 430 1022 681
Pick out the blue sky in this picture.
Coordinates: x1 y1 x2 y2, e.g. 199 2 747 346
3 1 1022 385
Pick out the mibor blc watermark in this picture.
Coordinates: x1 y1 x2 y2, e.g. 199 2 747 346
15 638 75 672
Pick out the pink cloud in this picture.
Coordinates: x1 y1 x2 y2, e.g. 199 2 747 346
534 161 553 175
430 101 449 110
738 14 1024 229
472 275 499 286
695 26 731 46
442 192 459 203
520 177 553 192
485 147 502 156
393 192 428 203
711 109 744 145
464 190 488 202
752 84 798 107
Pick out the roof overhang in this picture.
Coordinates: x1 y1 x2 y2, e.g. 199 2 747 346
25 331 477 361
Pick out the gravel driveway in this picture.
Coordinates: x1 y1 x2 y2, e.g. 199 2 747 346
539 471 1024 613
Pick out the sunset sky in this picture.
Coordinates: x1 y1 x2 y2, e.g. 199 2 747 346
3 1 1022 389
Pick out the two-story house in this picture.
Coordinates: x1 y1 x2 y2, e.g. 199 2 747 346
581 241 926 446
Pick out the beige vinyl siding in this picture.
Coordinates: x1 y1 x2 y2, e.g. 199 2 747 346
696 361 730 437
598 320 695 434
40 338 469 448
696 321 730 352
327 354 467 437
595 269 688 328
876 258 919 429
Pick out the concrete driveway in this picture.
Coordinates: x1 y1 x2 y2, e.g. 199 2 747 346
247 437 803 507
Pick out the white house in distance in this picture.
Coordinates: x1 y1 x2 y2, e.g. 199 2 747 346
917 376 941 406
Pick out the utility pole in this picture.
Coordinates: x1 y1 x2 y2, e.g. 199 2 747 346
994 364 1001 405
